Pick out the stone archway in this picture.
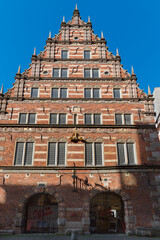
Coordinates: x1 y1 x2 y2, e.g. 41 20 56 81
84 189 135 235
14 187 65 234
90 192 125 233
24 193 58 233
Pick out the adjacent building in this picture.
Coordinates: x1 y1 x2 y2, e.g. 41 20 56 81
0 7 160 236
153 87 160 140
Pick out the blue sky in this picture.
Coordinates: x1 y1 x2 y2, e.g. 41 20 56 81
0 0 159 94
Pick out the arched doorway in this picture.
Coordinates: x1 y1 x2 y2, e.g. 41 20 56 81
25 193 58 233
90 192 125 233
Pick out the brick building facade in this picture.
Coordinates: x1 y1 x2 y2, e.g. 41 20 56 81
0 7 160 236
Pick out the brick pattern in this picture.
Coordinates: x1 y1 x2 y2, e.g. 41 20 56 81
0 8 160 236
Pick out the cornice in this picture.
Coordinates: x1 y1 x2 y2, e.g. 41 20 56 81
1 165 160 172
46 40 106 45
0 123 156 129
8 97 153 102
25 76 135 82
36 58 118 63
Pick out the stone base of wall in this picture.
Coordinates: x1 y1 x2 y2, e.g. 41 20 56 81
136 227 160 237
0 230 14 235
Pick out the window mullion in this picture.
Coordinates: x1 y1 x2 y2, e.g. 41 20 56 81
56 143 58 165
93 143 95 165
125 143 128 164
23 142 26 165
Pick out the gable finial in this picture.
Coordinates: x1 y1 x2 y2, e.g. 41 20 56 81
101 31 104 39
116 48 119 56
33 47 36 55
0 84 3 94
88 16 90 22
49 31 51 38
18 65 21 74
131 66 134 75
75 3 77 9
63 16 65 22
148 85 151 95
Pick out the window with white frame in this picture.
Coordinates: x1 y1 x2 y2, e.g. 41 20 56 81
14 142 34 165
85 114 101 125
50 113 66 124
115 114 132 125
113 88 121 98
31 88 39 98
84 50 91 59
19 113 36 124
61 50 68 59
117 142 136 165
84 69 99 78
84 88 100 98
52 68 68 77
48 142 66 165
51 88 68 98
85 142 103 166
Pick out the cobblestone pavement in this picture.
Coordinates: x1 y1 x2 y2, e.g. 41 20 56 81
0 234 160 240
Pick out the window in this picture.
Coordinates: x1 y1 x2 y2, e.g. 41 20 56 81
84 50 91 59
50 113 66 124
14 142 34 165
53 69 59 77
84 88 100 98
84 88 91 98
31 88 38 98
19 113 36 124
52 68 68 77
115 114 131 125
115 114 123 125
117 142 136 165
85 114 101 125
85 142 103 166
113 88 121 98
61 50 68 59
51 88 68 98
124 114 132 125
84 69 99 78
48 142 66 165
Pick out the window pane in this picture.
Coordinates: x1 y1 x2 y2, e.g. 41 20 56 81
84 88 91 98
85 143 93 165
48 142 56 165
92 69 99 78
115 114 123 125
94 114 101 125
61 50 68 59
50 113 57 124
124 114 131 125
59 114 66 124
95 143 102 165
31 88 38 98
84 51 91 59
24 142 33 165
61 68 68 77
14 142 24 165
19 113 27 124
53 68 59 77
57 143 65 165
85 114 92 125
84 69 91 78
52 88 59 98
60 88 67 98
127 143 135 165
93 88 100 98
113 89 120 98
117 143 125 165
28 113 36 124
